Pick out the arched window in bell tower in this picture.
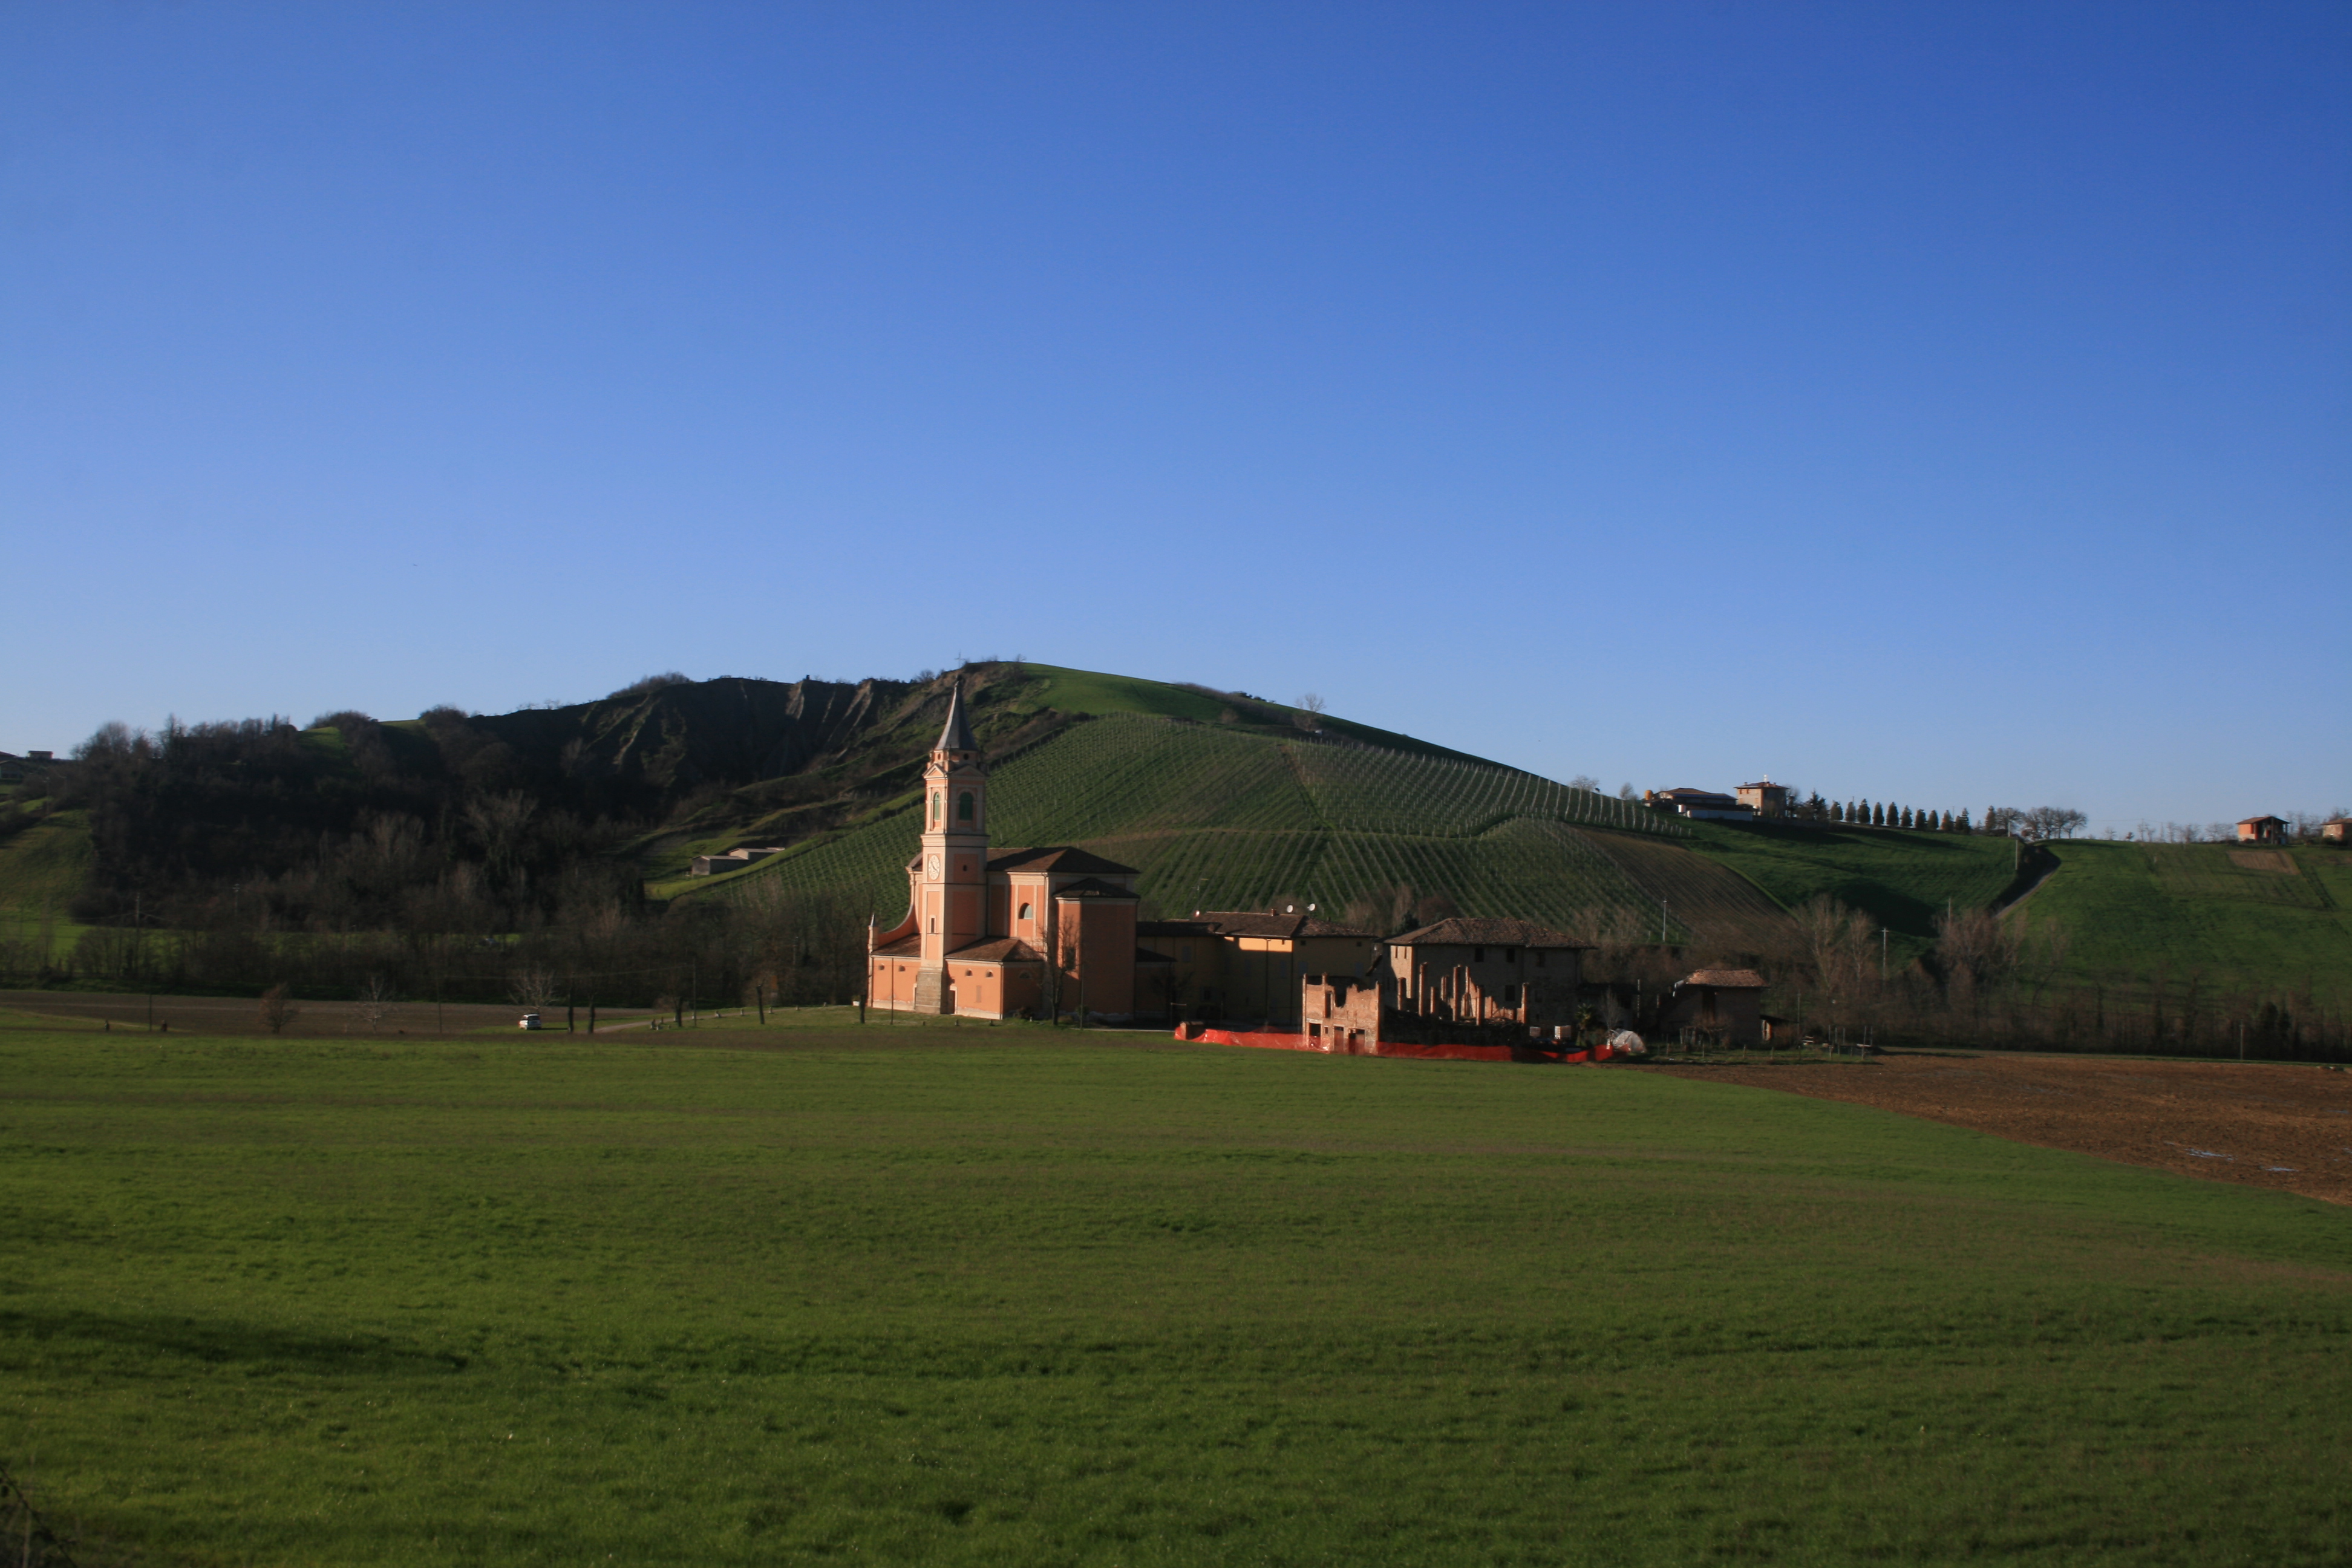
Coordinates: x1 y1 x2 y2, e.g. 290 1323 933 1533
958 790 975 823
930 791 942 825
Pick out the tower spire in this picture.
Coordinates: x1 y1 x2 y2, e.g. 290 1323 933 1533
935 677 975 753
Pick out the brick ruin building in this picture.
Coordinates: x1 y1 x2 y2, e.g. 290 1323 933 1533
1301 916 1592 1053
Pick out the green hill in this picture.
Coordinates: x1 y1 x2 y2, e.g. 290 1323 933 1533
2023 840 2352 993
1675 819 2028 959
676 711 1795 950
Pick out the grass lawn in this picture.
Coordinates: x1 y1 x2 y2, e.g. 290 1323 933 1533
1 1005 2346 1564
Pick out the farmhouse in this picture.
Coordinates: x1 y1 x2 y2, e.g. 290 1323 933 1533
2237 815 2289 844
1298 916 1591 1052
1177 909 1380 1025
2324 818 2350 844
865 683 1173 1021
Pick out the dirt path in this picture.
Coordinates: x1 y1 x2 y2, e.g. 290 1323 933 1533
1648 1051 2352 1205
0 989 658 1038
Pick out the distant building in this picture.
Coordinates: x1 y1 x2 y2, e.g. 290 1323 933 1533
2323 818 2350 844
2236 815 2289 844
25 751 51 762
1658 969 1768 1045
1734 779 1788 818
688 847 786 875
1644 787 1754 821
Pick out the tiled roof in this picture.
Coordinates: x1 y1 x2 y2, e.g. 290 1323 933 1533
1390 916 1591 949
1683 969 1766 988
1052 877 1138 901
872 935 923 958
2237 815 2286 826
946 937 1045 964
1136 920 1218 938
1190 910 1380 940
988 846 1139 876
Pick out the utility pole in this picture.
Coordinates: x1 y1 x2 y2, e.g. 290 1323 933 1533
1880 927 1890 982
1659 898 1669 944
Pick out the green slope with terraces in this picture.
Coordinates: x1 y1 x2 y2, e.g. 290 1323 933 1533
670 711 1793 952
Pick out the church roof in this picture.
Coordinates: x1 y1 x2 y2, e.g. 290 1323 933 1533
947 937 1046 964
987 846 1138 877
872 934 924 958
1389 916 1591 950
934 678 976 753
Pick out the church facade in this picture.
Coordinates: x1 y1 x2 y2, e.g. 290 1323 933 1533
865 683 1172 1021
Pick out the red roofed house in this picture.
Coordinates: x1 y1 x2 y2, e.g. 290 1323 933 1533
865 682 1173 1021
2236 815 2289 844
1658 969 1768 1045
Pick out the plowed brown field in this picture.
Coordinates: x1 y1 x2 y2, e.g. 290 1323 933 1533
1651 1051 2352 1204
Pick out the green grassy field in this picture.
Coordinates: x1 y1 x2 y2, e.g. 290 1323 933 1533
1679 822 2024 955
2 1005 2345 1564
0 807 96 952
2025 841 2352 993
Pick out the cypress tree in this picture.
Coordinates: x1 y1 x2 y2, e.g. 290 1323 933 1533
1958 808 1972 834
1902 806 1916 829
1873 802 1886 827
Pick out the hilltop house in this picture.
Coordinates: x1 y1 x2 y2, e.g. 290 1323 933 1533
1645 788 1753 821
2323 818 2350 844
2237 815 2290 844
1734 780 1788 818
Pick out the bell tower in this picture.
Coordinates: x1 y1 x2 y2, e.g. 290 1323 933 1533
912 678 988 1013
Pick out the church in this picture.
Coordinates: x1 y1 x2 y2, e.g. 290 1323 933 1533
865 682 1172 1020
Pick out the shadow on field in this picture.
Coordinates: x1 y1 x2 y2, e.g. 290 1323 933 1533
0 1308 463 1375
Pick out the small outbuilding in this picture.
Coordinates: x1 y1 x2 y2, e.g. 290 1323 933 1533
1659 969 1768 1045
2321 818 2349 844
2236 816 2289 844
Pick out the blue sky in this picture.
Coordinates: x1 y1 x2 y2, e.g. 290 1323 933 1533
4 1 2345 830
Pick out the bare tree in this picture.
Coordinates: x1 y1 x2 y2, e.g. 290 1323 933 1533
1292 693 1325 733
1795 897 1875 992
1567 774 1601 794
2019 806 2088 843
506 967 560 1012
353 973 397 1032
258 983 300 1035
